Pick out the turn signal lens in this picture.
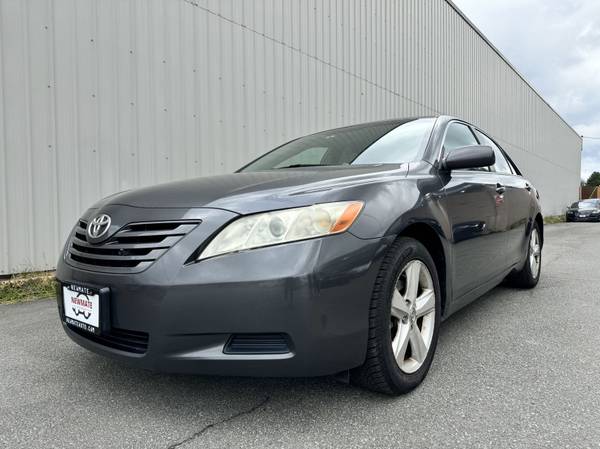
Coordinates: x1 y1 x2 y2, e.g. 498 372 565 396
198 201 364 260
330 202 364 233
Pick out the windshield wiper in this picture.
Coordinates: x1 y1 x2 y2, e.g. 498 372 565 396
275 163 334 169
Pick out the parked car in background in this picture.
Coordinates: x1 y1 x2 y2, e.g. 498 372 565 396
56 116 543 395
566 199 600 222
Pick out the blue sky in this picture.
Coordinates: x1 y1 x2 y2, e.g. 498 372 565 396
453 0 600 181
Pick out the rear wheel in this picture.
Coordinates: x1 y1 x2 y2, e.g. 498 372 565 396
506 222 542 288
351 237 441 395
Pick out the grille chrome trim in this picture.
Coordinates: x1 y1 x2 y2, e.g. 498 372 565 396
66 220 199 273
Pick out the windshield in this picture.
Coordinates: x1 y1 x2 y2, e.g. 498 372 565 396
576 200 600 209
240 118 436 172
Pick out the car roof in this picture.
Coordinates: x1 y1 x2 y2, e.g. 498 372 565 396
311 116 439 134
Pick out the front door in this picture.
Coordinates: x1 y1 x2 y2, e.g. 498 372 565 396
441 171 506 299
438 122 508 301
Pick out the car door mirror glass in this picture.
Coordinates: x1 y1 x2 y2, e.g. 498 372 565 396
442 145 495 171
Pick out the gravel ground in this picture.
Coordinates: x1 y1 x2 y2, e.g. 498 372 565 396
1 222 599 449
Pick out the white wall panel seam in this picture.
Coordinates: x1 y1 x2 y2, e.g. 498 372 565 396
49 0 60 258
22 0 35 268
0 0 8 271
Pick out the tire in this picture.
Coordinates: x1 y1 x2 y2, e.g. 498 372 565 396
506 221 542 289
351 237 441 395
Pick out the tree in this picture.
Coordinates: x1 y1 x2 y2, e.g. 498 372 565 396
586 171 600 187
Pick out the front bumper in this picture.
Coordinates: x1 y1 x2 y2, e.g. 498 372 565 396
56 207 389 377
567 212 600 222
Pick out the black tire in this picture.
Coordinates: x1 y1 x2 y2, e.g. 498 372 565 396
351 237 441 395
506 221 542 289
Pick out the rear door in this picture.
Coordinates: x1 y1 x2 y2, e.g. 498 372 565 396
473 129 532 266
439 122 507 300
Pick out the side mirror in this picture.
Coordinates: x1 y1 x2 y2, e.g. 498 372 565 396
442 145 495 171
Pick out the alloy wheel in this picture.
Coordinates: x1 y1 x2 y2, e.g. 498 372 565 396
529 228 541 278
390 260 436 374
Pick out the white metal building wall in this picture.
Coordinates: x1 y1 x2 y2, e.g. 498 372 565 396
0 0 582 275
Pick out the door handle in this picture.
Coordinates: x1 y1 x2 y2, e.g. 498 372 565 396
496 183 506 195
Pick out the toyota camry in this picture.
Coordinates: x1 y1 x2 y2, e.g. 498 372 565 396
56 116 543 395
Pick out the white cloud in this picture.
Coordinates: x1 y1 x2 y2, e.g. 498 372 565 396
453 0 600 180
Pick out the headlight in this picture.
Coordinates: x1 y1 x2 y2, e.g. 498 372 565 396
198 201 364 260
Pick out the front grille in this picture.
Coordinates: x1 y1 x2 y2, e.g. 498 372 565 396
224 334 291 354
67 220 199 273
67 325 149 354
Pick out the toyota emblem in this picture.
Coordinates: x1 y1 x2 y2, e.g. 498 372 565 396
87 214 112 239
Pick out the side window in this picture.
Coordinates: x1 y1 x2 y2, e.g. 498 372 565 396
473 129 512 175
443 123 478 153
443 122 489 171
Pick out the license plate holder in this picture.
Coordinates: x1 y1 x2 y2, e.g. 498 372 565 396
61 283 110 335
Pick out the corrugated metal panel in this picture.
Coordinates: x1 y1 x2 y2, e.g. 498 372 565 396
0 0 582 274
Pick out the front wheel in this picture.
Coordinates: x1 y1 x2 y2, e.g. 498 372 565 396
506 221 542 288
351 237 441 395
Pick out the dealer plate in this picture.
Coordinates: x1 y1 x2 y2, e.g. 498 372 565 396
63 284 100 334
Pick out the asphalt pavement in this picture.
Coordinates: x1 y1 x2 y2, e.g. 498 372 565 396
1 223 599 449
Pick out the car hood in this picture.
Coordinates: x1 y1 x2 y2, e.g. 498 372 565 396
97 165 407 214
